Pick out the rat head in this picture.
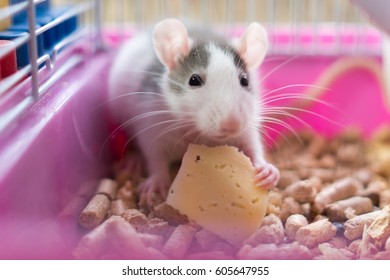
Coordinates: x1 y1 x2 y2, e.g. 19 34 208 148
153 19 268 142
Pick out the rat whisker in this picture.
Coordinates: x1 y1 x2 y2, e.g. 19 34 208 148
262 84 330 100
100 110 186 157
261 116 303 144
256 125 280 151
172 125 199 148
120 119 191 156
263 56 295 63
264 106 343 128
260 108 313 130
120 68 187 91
156 121 196 141
92 91 164 110
258 56 299 86
261 93 336 110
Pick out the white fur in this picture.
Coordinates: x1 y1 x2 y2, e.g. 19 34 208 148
236 22 268 69
108 33 155 123
153 19 190 70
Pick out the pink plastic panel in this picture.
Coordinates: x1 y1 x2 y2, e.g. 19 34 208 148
0 51 113 259
0 29 389 259
261 55 390 144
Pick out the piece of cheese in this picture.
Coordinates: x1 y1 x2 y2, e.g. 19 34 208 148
166 144 268 245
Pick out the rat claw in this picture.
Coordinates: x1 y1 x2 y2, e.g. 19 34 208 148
138 174 171 209
255 163 280 190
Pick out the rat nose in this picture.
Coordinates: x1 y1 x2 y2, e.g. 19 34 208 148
220 114 241 134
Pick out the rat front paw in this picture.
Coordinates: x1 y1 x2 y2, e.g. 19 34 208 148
138 174 171 209
255 163 280 190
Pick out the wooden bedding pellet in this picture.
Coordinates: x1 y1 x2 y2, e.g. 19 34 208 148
283 177 319 203
116 181 137 209
344 210 382 240
144 218 175 240
276 170 300 190
385 236 390 251
313 177 362 214
58 196 88 221
279 197 305 222
138 233 164 249
317 243 352 260
371 250 390 260
353 168 374 186
307 134 327 158
104 216 152 259
238 242 313 260
357 180 386 206
79 194 111 229
121 209 148 232
380 189 390 208
307 168 334 184
266 191 283 216
187 250 233 260
194 229 221 250
337 143 364 166
114 169 132 189
110 199 128 216
328 236 348 249
358 204 390 256
359 180 386 196
324 196 373 222
348 239 362 255
277 242 314 259
162 224 198 259
266 203 280 216
318 154 337 169
211 242 234 256
245 214 284 245
295 219 337 248
153 202 188 226
237 244 277 260
96 178 118 200
285 214 308 240
73 216 114 259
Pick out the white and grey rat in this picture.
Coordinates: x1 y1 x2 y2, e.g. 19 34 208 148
108 18 280 206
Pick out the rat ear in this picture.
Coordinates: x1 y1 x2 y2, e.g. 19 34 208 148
236 22 268 70
153 18 190 71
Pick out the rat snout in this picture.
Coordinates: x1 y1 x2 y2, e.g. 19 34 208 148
219 114 242 136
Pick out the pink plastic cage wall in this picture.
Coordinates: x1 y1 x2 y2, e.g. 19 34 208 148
0 0 389 259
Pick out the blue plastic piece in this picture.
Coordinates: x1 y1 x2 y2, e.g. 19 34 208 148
35 15 57 52
36 0 51 14
7 23 45 56
9 1 78 55
38 6 78 42
11 0 51 23
0 31 29 67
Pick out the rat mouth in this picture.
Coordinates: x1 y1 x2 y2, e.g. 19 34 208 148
211 131 242 142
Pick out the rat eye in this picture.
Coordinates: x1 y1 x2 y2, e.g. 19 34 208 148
240 75 249 87
189 74 204 87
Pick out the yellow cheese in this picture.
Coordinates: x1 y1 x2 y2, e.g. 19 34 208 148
167 144 268 245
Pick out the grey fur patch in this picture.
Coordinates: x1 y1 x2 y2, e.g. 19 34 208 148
143 26 249 95
168 43 210 94
168 41 249 94
141 58 166 94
